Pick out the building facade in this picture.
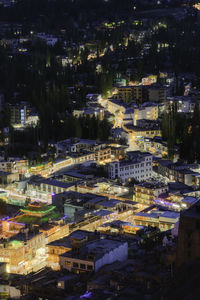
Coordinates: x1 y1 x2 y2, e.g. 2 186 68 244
108 151 153 182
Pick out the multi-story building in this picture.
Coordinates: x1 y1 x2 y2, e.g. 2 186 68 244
0 230 45 274
134 181 168 205
47 230 99 270
59 238 128 273
148 85 166 103
116 86 149 103
69 152 95 165
140 136 168 157
26 178 76 203
9 102 31 126
117 86 134 102
134 210 179 231
0 160 16 173
47 238 72 271
95 147 112 163
156 159 199 185
52 157 73 173
0 158 28 175
2 203 69 244
133 103 158 125
108 151 153 182
176 201 200 267
133 85 149 103
124 124 161 141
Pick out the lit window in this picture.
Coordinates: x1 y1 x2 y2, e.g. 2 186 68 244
66 261 71 267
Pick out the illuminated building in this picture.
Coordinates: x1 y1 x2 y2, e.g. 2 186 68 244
134 181 168 205
52 157 73 173
70 152 95 165
95 147 111 163
0 284 21 299
107 99 126 115
134 210 179 231
108 151 153 182
167 97 198 114
97 220 144 235
0 204 69 274
46 238 71 270
20 202 56 218
156 159 199 185
0 230 46 274
39 222 69 244
28 161 52 177
2 219 25 238
133 103 158 126
122 224 144 235
193 3 200 10
124 123 161 140
110 144 127 160
1 202 61 238
76 179 130 197
141 75 157 85
27 178 76 203
116 86 134 102
116 86 149 103
0 158 28 174
138 136 168 157
46 230 98 270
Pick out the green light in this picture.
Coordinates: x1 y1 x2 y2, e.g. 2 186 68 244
21 206 56 215
10 240 22 246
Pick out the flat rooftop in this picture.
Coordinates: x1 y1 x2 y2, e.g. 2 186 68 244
60 238 127 261
39 179 75 189
135 181 166 189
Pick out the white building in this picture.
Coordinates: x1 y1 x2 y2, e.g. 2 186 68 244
133 103 158 126
59 239 128 273
108 151 153 182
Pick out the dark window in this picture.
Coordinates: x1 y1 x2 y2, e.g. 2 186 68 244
73 262 79 268
80 264 86 269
